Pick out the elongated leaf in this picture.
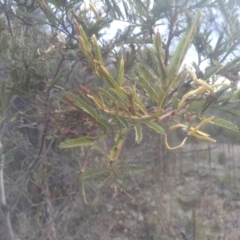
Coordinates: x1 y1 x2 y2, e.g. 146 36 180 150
153 31 168 83
139 63 162 95
98 88 123 106
137 74 159 103
80 168 110 181
97 64 119 89
117 164 144 172
201 86 229 114
168 12 202 82
66 92 99 120
18 11 50 24
75 23 91 51
130 87 147 114
219 57 240 73
98 87 114 100
114 129 124 143
177 68 189 88
117 58 125 87
203 64 222 80
117 116 129 127
99 117 113 131
112 173 132 188
89 3 100 19
78 36 95 70
108 88 128 105
211 118 239 132
67 93 112 131
92 35 103 64
96 176 111 188
134 124 143 143
109 143 124 161
133 95 147 114
109 130 128 161
111 115 123 128
216 106 240 116
59 137 96 149
143 120 165 134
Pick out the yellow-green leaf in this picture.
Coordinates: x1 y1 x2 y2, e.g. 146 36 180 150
80 169 110 181
92 34 103 64
137 74 159 103
89 3 100 20
111 115 123 128
139 63 163 96
143 120 165 134
99 117 113 132
117 58 125 87
117 164 144 172
132 93 147 114
99 88 125 105
97 64 120 89
153 31 168 83
59 137 96 149
75 23 91 51
108 88 128 105
168 12 202 82
109 130 128 161
117 116 129 127
211 118 239 132
216 106 240 116
134 124 143 143
66 92 99 120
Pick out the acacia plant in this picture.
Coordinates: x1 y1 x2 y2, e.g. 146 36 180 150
1 0 240 239
59 4 239 160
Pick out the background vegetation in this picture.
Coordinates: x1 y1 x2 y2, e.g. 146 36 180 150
1 0 240 239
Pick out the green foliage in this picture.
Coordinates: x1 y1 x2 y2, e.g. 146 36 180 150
0 0 239 170
60 13 239 156
142 120 165 134
1 0 240 238
134 124 142 144
109 129 128 161
211 118 239 132
168 12 202 83
59 136 97 149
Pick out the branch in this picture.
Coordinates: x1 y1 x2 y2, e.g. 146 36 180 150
0 138 15 239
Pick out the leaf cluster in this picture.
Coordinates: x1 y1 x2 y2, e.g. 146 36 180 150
60 11 239 159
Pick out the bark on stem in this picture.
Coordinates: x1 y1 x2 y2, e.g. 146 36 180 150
0 140 15 239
